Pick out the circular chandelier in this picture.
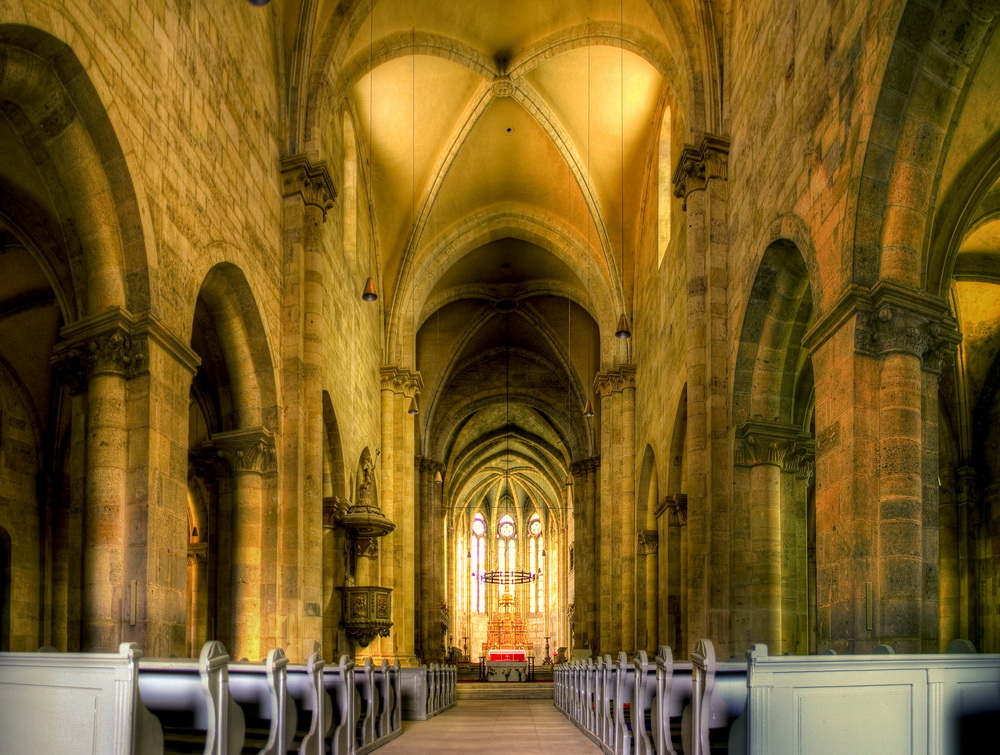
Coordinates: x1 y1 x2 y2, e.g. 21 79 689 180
473 569 540 585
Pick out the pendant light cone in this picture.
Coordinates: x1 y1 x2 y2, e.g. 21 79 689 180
583 398 594 417
407 396 419 415
362 277 378 302
434 469 443 484
615 313 632 339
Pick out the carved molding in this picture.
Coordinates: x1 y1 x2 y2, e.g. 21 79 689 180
323 496 350 528
280 154 336 221
380 364 423 397
213 427 278 475
53 308 144 390
735 419 815 474
672 134 730 210
491 75 514 97
594 364 636 399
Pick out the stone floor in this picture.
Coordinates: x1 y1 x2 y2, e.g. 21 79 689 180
376 699 603 753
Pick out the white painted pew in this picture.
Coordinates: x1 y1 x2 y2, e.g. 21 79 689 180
685 638 747 755
138 640 246 755
741 643 1000 755
653 646 692 755
286 651 331 755
0 642 164 754
632 649 658 755
596 653 616 751
228 648 297 755
614 650 637 755
373 659 400 741
353 657 379 753
320 654 356 755
399 663 456 720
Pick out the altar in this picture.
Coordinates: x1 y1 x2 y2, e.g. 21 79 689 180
482 594 532 681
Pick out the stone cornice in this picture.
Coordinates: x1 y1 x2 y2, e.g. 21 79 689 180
380 365 423 396
802 282 961 374
594 364 636 398
280 154 337 222
735 419 815 473
415 456 444 474
132 312 202 376
672 133 730 210
212 427 278 475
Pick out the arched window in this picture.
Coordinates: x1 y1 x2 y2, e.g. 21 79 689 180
528 515 544 612
470 514 486 613
497 515 516 586
657 105 672 267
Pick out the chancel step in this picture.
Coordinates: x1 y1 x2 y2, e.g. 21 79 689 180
457 682 553 700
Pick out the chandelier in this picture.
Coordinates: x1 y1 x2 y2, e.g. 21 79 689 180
473 568 539 585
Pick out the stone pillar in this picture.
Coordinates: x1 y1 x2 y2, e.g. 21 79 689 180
595 365 636 654
673 135 731 656
805 284 959 652
416 457 445 662
734 421 813 653
323 495 349 661
379 366 422 664
215 428 277 662
571 457 599 651
657 494 687 653
280 155 336 660
638 529 658 650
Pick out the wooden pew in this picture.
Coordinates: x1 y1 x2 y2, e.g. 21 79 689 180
653 645 692 755
320 654 356 755
583 657 598 737
741 643 1000 755
399 666 431 721
228 648 297 755
685 638 747 755
286 651 331 755
614 650 636 755
138 639 246 755
0 642 164 754
388 660 402 732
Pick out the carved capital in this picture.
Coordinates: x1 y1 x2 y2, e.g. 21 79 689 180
53 308 145 389
187 542 208 566
637 529 659 554
656 493 687 526
594 364 636 399
672 134 730 210
323 496 351 528
189 446 223 482
213 427 278 475
571 456 600 477
955 466 978 502
380 364 423 397
735 419 814 471
280 154 337 222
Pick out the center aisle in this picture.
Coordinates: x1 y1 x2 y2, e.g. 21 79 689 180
376 699 603 754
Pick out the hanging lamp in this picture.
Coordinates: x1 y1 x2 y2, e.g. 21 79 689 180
583 398 594 417
362 277 378 302
615 313 631 339
408 395 419 415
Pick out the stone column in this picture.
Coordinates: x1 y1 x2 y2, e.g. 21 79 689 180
379 366 422 664
657 494 687 653
673 135 731 656
280 155 335 660
215 428 277 662
734 421 812 653
804 284 959 652
323 495 349 660
595 365 636 654
638 529 659 650
571 457 599 651
416 457 445 662
53 312 138 652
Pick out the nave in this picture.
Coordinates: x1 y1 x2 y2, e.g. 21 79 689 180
377 699 600 755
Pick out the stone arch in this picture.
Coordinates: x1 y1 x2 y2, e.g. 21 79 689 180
636 445 659 650
849 1 997 288
0 25 152 316
732 240 815 655
322 391 347 501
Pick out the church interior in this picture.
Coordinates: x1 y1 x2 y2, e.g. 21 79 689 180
2 0 1000 687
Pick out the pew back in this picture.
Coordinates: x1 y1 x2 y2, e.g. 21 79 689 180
0 642 164 755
